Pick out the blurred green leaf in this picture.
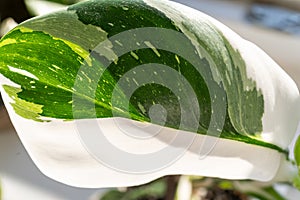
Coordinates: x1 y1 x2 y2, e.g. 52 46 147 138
42 0 82 5
100 178 166 200
247 186 286 200
295 135 300 168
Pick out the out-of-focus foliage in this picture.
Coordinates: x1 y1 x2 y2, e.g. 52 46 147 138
100 178 166 200
43 0 82 5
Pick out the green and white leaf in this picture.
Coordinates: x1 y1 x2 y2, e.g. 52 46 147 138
0 0 299 187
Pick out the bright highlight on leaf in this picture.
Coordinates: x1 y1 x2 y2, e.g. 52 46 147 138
0 0 299 188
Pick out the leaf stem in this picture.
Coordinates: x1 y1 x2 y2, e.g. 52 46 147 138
165 175 180 200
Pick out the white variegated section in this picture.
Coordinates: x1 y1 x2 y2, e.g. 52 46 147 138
25 0 67 16
145 0 300 149
0 79 282 187
8 65 39 80
176 176 193 200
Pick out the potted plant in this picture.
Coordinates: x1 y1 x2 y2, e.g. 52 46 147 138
0 0 299 199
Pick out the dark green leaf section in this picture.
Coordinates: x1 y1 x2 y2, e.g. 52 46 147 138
68 0 264 135
102 48 212 132
68 0 179 37
0 0 285 152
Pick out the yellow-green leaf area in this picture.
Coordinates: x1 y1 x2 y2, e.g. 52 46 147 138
3 85 44 122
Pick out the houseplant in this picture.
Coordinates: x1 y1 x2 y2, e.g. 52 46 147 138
0 0 299 199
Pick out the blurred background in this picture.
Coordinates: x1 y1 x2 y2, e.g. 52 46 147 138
1 0 300 199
